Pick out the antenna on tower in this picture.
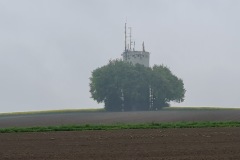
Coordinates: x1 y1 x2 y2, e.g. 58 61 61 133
129 27 132 51
124 23 127 52
133 41 135 51
142 41 145 52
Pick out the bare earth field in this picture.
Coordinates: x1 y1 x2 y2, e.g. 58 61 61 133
0 110 240 159
1 128 240 160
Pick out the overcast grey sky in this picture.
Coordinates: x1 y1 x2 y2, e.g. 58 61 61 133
1 0 240 113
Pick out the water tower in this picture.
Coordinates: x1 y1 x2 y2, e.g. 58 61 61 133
122 23 150 67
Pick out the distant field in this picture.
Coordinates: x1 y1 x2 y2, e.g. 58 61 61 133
1 106 240 116
1 108 240 128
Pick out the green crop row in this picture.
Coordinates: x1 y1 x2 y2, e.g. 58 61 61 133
0 121 240 133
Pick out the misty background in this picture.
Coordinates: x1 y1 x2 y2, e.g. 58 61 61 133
1 0 240 113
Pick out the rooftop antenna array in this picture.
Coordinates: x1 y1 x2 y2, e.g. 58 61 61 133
122 22 150 67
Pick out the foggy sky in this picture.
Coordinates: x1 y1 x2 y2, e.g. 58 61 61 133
1 0 240 113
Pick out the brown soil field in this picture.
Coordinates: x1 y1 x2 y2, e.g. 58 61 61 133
1 110 240 159
1 128 240 160
1 110 240 128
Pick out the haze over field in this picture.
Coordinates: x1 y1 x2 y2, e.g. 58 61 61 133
1 0 240 112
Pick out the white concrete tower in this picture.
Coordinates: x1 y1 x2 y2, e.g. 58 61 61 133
122 23 150 67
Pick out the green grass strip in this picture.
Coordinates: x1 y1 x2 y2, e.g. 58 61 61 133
1 121 240 133
163 107 240 111
0 108 105 116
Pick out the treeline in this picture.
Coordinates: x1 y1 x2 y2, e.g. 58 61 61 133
90 60 185 111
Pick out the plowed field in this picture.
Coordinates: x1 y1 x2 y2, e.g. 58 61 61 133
1 110 240 159
1 128 240 159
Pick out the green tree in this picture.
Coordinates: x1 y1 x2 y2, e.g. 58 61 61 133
150 65 185 110
89 60 185 111
122 64 151 111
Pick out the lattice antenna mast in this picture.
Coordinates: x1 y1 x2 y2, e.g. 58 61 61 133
128 27 133 51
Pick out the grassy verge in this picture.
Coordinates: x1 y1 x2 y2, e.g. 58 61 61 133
163 107 240 111
0 108 105 116
1 121 240 133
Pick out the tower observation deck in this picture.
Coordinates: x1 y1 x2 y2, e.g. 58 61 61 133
121 23 150 67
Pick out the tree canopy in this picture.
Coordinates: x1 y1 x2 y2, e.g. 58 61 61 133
90 60 185 111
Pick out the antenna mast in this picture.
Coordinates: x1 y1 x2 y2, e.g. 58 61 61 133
133 41 135 51
129 27 132 51
142 41 145 52
124 23 127 52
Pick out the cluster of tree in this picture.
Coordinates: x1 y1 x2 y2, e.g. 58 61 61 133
90 60 185 111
